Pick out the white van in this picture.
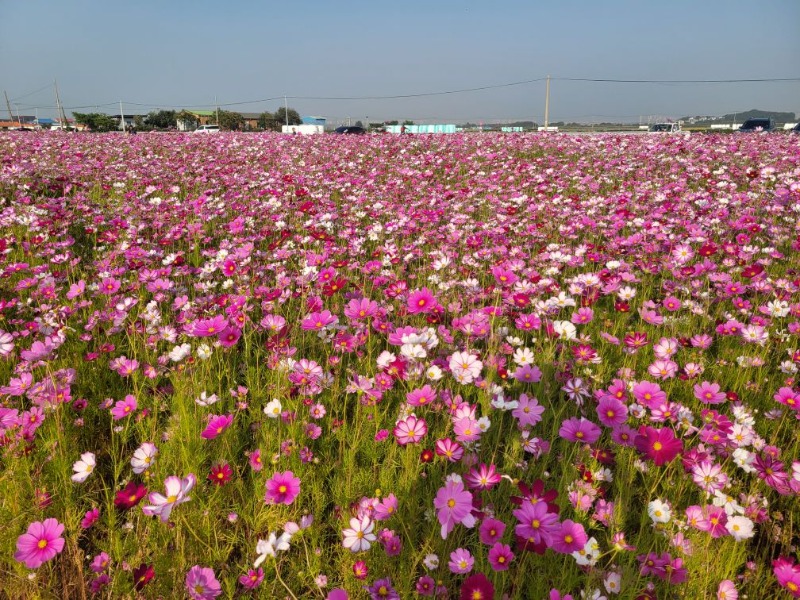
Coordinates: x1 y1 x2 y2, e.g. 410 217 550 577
193 124 220 134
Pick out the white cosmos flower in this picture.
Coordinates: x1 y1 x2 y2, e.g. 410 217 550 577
195 392 218 407
726 516 755 541
342 516 376 553
131 442 158 474
71 451 96 483
647 499 671 523
426 365 443 381
552 321 577 340
264 399 282 418
168 343 191 362
254 531 292 567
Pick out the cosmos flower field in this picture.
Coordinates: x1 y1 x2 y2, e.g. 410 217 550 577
1 130 799 599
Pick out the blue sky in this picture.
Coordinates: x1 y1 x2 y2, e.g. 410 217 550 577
2 0 798 124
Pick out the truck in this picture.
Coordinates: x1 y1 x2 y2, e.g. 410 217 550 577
648 122 682 133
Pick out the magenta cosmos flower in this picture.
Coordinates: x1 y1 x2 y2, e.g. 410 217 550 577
15 518 65 568
559 417 601 444
191 315 228 337
394 414 428 445
407 287 437 314
773 557 800 597
551 520 588 554
264 471 301 505
433 480 475 539
460 573 495 600
634 425 683 466
185 565 222 600
110 394 137 420
201 413 233 440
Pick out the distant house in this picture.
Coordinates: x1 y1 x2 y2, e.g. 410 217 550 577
109 114 146 129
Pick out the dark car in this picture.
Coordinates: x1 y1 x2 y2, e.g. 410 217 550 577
333 126 366 134
792 123 800 134
736 118 775 133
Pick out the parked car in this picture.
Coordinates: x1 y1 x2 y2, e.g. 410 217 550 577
333 126 366 135
649 123 682 133
791 123 800 135
193 124 221 134
736 118 774 133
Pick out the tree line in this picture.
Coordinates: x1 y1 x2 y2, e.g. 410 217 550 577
72 107 303 132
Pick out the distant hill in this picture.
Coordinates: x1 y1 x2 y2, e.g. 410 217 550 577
681 109 796 125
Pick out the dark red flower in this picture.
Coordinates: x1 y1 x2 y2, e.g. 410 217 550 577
133 563 154 590
209 463 233 485
634 426 682 466
459 572 495 600
114 481 147 510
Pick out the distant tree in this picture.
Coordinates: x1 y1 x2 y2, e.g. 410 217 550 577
176 110 198 130
402 120 414 126
258 112 280 131
217 110 245 131
369 122 384 130
134 115 145 129
384 120 399 126
144 110 177 130
355 120 364 128
273 107 302 127
72 112 119 132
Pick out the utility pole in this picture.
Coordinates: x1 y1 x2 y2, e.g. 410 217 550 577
284 95 289 126
119 100 126 132
54 80 68 127
544 75 551 130
215 96 219 125
3 91 13 121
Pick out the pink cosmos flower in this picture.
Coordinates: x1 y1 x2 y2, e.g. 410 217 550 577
773 556 800 597
632 381 666 407
217 326 241 347
448 548 474 574
393 415 428 445
512 393 545 428
465 463 502 491
433 480 475 539
14 518 65 568
634 426 683 466
201 414 233 440
596 396 628 427
559 417 601 444
435 438 464 462
513 501 559 545
344 297 379 320
551 520 588 554
717 579 738 600
265 471 301 505
487 542 514 571
142 474 196 522
406 385 437 407
185 565 222 600
239 568 264 590
301 310 338 331
449 351 483 384
191 315 229 337
694 381 727 404
512 364 542 383
407 287 437 314
110 394 137 420
479 517 506 545
99 277 121 295
393 415 428 446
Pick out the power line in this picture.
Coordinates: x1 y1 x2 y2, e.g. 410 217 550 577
9 83 54 102
556 76 800 84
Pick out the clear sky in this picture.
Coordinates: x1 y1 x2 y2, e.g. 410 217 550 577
2 0 799 124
